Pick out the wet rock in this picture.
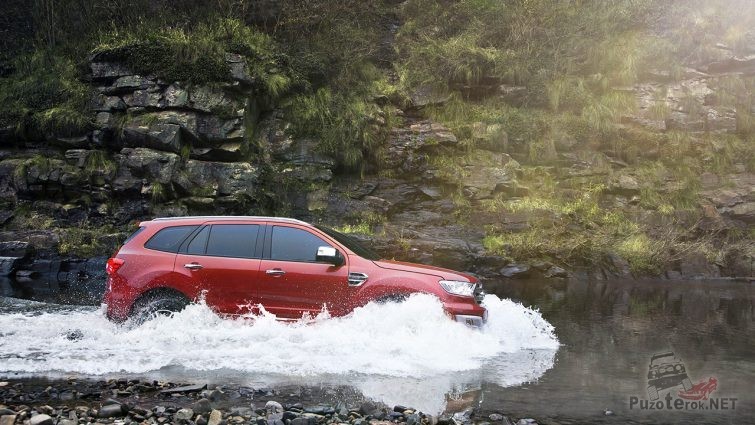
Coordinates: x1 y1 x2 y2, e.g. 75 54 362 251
193 398 213 415
98 404 127 418
176 408 195 421
291 417 316 425
544 265 568 278
265 401 283 421
160 384 207 394
488 414 504 422
0 257 20 276
30 414 53 425
406 413 420 425
0 415 16 425
499 264 531 278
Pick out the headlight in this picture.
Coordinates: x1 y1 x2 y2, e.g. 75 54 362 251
439 280 476 297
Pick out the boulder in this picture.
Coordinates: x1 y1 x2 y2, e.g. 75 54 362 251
191 142 246 162
271 138 335 168
90 94 127 112
498 85 528 106
174 160 259 197
226 53 255 85
122 112 188 153
123 89 161 108
89 62 132 79
160 83 189 108
409 85 450 108
112 75 155 92
384 120 457 173
188 86 241 114
116 147 180 185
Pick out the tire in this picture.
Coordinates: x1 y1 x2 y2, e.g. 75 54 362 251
130 291 190 325
647 385 659 401
682 377 693 391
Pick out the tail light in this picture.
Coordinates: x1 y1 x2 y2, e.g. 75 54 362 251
106 257 125 276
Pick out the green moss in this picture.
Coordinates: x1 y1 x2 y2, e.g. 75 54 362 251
94 18 298 94
58 224 118 258
0 51 91 138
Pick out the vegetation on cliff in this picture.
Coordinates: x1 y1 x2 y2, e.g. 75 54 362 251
0 0 753 277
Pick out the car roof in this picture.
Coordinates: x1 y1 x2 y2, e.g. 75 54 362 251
145 216 311 226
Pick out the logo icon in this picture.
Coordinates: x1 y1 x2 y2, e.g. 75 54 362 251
646 351 693 400
629 350 737 411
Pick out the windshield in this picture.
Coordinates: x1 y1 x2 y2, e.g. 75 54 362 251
315 225 381 261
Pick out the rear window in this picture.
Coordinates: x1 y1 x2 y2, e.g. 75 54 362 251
144 225 199 253
205 224 260 258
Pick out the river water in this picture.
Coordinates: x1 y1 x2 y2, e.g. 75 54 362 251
0 277 753 424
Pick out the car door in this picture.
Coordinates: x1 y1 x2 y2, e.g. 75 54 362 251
174 222 263 315
257 224 350 319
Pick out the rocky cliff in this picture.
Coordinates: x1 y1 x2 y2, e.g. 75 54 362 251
0 1 753 293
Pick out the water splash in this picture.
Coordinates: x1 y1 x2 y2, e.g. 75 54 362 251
0 293 558 412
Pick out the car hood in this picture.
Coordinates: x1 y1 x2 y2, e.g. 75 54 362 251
372 260 476 282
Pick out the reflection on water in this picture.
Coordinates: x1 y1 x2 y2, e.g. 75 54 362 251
482 278 755 424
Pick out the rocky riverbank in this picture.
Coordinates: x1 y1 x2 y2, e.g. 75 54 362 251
0 379 548 425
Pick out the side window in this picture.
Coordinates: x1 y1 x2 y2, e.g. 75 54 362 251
270 226 332 262
144 225 198 253
205 224 259 258
186 226 210 255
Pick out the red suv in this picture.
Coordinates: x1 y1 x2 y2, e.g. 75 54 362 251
104 216 487 326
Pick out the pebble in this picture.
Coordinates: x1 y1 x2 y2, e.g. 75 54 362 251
208 410 223 425
30 414 53 425
175 408 194 421
489 414 504 422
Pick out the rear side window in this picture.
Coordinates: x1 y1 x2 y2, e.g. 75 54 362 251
123 226 145 246
186 226 210 255
270 226 331 262
205 224 259 258
144 225 198 253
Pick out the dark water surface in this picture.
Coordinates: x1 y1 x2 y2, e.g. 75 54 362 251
1 276 753 424
482 278 755 424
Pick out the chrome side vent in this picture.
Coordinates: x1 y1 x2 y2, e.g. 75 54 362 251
348 272 368 286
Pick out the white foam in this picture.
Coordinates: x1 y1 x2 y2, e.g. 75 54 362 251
0 293 558 412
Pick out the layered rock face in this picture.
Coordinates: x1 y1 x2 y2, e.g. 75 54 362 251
0 40 754 290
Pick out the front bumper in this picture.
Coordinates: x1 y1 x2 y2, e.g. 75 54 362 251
455 314 486 327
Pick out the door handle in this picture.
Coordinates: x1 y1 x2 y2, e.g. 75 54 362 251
184 263 203 270
265 269 286 276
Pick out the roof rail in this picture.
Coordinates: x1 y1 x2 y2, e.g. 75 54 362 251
151 216 310 225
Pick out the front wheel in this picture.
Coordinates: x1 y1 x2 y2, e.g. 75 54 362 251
130 292 190 325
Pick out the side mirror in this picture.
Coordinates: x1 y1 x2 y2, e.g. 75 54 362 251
316 246 344 266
